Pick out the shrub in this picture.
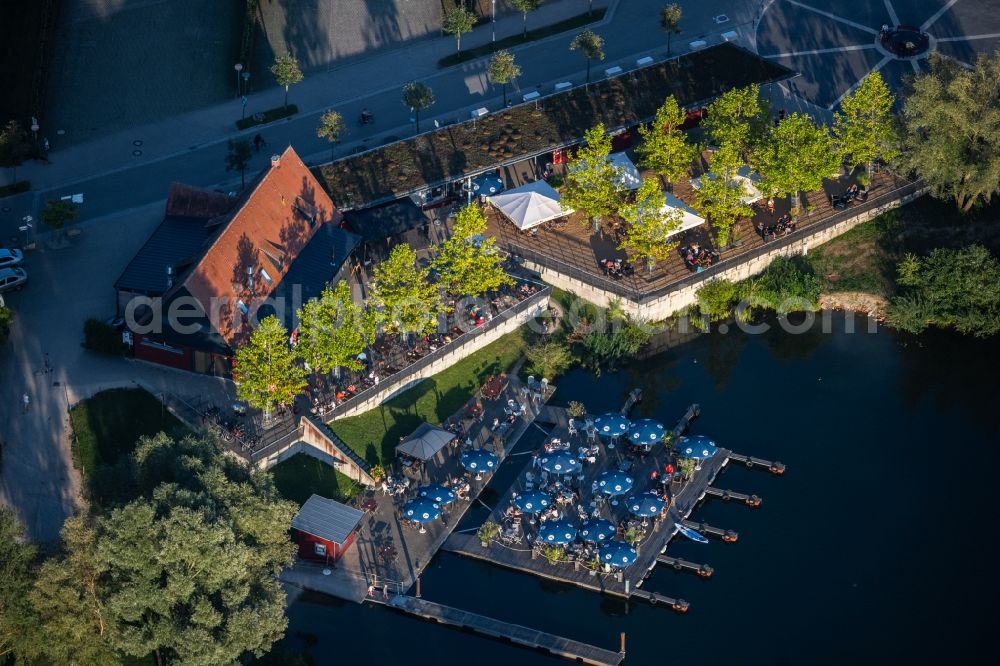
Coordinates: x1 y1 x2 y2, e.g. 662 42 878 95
525 339 573 379
567 401 587 419
477 520 501 545
0 305 12 345
235 104 298 130
83 318 124 355
696 279 739 321
0 180 30 198
540 544 566 565
753 255 822 314
579 318 650 376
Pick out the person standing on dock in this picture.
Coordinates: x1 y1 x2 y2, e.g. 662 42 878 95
382 584 389 599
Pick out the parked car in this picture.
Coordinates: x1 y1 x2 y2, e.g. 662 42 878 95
0 267 27 293
0 248 24 269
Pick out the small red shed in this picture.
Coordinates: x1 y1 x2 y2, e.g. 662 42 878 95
292 494 366 564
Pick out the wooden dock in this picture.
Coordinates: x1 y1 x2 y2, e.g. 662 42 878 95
656 555 714 577
724 451 786 475
379 595 624 666
703 486 762 507
680 519 738 543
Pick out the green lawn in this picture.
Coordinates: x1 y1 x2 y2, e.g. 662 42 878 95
328 329 528 465
805 211 901 295
270 453 363 505
69 388 189 500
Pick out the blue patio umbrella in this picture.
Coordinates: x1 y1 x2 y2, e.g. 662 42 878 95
627 491 665 518
402 497 441 523
678 435 718 460
539 519 577 545
580 518 616 543
540 451 581 475
593 413 630 437
595 469 634 496
627 418 666 446
418 483 456 505
461 449 499 475
512 490 552 513
472 173 505 196
599 540 638 568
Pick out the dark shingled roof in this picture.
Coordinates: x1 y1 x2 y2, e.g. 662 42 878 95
258 223 361 330
292 494 365 545
114 216 216 295
342 198 427 241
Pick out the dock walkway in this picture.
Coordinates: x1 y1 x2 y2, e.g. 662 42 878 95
377 595 624 666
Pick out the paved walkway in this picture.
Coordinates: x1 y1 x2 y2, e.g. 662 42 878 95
0 202 235 545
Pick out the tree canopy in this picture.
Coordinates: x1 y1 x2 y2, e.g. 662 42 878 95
570 30 604 83
296 280 377 374
442 2 477 53
889 244 1000 337
0 120 32 182
635 94 698 186
270 52 303 107
510 0 542 38
488 50 521 107
372 244 446 336
402 81 435 132
659 4 682 56
317 109 345 160
754 112 839 207
702 84 770 162
41 198 80 232
432 204 513 297
898 52 1000 212
834 71 898 173
692 143 754 247
0 507 40 663
234 315 308 414
619 177 680 271
225 138 253 189
561 123 620 229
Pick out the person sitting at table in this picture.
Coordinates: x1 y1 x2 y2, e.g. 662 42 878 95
846 183 860 200
766 198 776 214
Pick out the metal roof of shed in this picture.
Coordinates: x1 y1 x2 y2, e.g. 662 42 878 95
292 494 365 545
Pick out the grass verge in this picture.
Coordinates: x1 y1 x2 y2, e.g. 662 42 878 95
69 388 189 498
236 104 298 130
438 9 607 67
270 453 363 505
328 329 528 465
0 181 30 198
804 209 902 296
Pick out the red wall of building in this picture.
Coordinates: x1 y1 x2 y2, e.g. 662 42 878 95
134 333 192 371
295 529 356 563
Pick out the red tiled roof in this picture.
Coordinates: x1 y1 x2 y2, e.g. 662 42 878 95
177 146 342 347
164 183 234 219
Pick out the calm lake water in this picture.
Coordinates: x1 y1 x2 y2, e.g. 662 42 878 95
282 314 1000 665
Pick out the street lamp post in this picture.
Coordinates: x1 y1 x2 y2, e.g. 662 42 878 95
241 70 251 96
30 116 39 140
234 63 243 98
19 215 33 248
491 0 496 45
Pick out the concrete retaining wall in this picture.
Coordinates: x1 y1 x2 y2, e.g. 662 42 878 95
528 187 928 321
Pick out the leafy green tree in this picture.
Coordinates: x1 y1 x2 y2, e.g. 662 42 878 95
702 84 770 162
270 52 303 108
635 94 698 187
0 305 12 345
525 340 573 379
442 2 476 54
562 123 620 232
226 138 253 189
579 318 651 376
899 52 1000 212
432 204 513 297
0 507 41 663
235 315 307 415
510 0 542 38
95 434 297 665
692 144 754 247
754 113 839 214
0 120 32 183
402 81 435 132
488 49 521 107
316 109 345 161
296 281 376 374
678 457 697 479
835 71 898 176
570 30 604 83
41 198 80 236
372 244 446 336
30 515 120 666
659 3 682 56
619 177 681 272
889 244 1000 337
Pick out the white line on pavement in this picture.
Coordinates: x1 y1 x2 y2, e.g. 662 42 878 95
827 54 892 110
764 44 876 58
783 0 879 35
933 33 1000 42
921 0 961 31
883 0 901 27
911 59 921 74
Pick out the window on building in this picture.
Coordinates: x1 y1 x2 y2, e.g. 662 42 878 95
259 268 273 285
236 299 249 316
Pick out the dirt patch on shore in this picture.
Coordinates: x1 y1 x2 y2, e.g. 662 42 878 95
819 291 889 319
